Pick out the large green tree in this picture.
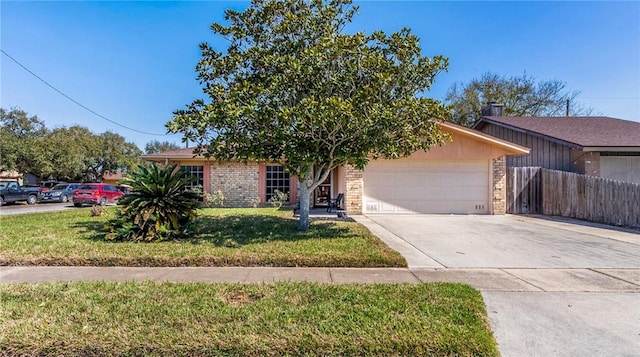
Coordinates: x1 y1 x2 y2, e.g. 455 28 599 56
34 127 142 182
445 72 593 127
34 126 95 181
89 131 142 181
168 0 449 230
0 108 48 176
1 108 142 182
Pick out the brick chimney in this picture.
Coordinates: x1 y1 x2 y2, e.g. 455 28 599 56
481 102 504 116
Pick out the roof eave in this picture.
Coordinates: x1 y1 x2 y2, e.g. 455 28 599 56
141 155 204 160
583 147 640 152
440 121 530 155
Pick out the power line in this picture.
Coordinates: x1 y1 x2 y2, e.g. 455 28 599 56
1 49 168 136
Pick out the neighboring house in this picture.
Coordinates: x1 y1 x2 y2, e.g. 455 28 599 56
0 170 22 184
0 171 39 186
143 121 529 215
102 172 125 185
474 111 640 184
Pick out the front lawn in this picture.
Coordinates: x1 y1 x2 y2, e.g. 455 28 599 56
0 207 405 267
0 281 499 356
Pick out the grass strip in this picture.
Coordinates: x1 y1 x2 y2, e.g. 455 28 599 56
0 281 498 356
0 207 406 267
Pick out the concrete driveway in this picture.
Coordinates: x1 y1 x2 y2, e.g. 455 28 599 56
361 214 640 269
356 214 640 357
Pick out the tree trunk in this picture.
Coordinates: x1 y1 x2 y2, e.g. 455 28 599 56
297 178 311 231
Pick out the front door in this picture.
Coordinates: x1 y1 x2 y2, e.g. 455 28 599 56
314 173 332 207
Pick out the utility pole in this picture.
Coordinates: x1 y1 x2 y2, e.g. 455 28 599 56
566 99 570 116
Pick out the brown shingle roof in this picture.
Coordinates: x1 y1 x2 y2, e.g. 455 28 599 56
478 116 640 147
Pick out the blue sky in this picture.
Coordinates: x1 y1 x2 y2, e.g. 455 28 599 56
1 1 639 149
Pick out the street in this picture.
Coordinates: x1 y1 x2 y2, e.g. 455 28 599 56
0 202 80 216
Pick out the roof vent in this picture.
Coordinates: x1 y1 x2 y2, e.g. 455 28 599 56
481 102 504 117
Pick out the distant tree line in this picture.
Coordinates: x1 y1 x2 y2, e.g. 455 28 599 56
144 140 181 154
445 72 593 127
0 107 142 182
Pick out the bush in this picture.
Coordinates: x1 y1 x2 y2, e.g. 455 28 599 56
204 190 225 207
249 196 261 208
267 190 288 208
90 205 107 217
106 164 201 242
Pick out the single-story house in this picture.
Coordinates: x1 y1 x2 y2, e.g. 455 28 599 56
474 111 640 184
142 122 529 215
0 171 40 186
0 170 22 183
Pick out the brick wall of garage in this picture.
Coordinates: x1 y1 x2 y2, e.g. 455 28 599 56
209 161 260 207
572 150 601 177
492 155 507 214
344 165 363 214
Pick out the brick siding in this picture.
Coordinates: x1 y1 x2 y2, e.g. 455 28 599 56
343 165 363 214
491 156 507 214
572 150 601 177
209 162 260 207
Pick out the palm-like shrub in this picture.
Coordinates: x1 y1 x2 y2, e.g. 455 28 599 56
106 163 202 242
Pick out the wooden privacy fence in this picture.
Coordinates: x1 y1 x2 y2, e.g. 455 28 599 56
507 167 640 229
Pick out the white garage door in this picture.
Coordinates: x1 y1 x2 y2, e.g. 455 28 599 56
363 160 490 214
600 156 640 184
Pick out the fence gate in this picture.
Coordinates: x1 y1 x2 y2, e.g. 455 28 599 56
507 167 542 214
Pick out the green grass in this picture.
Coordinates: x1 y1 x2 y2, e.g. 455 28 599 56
0 281 499 356
0 207 406 267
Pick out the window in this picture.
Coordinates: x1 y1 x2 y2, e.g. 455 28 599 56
181 165 204 190
266 165 290 201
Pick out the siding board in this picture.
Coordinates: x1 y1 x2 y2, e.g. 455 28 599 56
479 123 575 171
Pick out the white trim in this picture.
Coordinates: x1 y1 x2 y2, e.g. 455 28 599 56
583 147 640 152
439 122 530 154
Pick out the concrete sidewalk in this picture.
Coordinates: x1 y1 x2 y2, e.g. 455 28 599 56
3 212 640 357
2 266 639 292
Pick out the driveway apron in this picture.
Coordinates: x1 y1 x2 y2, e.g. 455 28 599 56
359 214 640 357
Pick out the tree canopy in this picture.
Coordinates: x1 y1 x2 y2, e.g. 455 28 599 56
144 140 182 154
445 72 593 127
1 107 142 182
0 108 47 176
168 0 449 230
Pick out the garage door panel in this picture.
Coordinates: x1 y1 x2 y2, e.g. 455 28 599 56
363 160 490 214
449 190 485 201
379 201 397 213
600 157 640 184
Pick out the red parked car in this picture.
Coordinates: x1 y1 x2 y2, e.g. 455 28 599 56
72 183 124 207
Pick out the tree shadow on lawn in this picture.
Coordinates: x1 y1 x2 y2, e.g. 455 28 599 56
187 214 355 247
74 214 355 247
72 220 109 242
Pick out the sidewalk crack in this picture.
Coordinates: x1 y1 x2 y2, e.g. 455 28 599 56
500 268 546 291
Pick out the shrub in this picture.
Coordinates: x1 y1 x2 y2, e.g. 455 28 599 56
204 190 225 207
187 185 204 198
249 196 261 208
267 190 288 208
90 205 107 217
106 163 201 242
